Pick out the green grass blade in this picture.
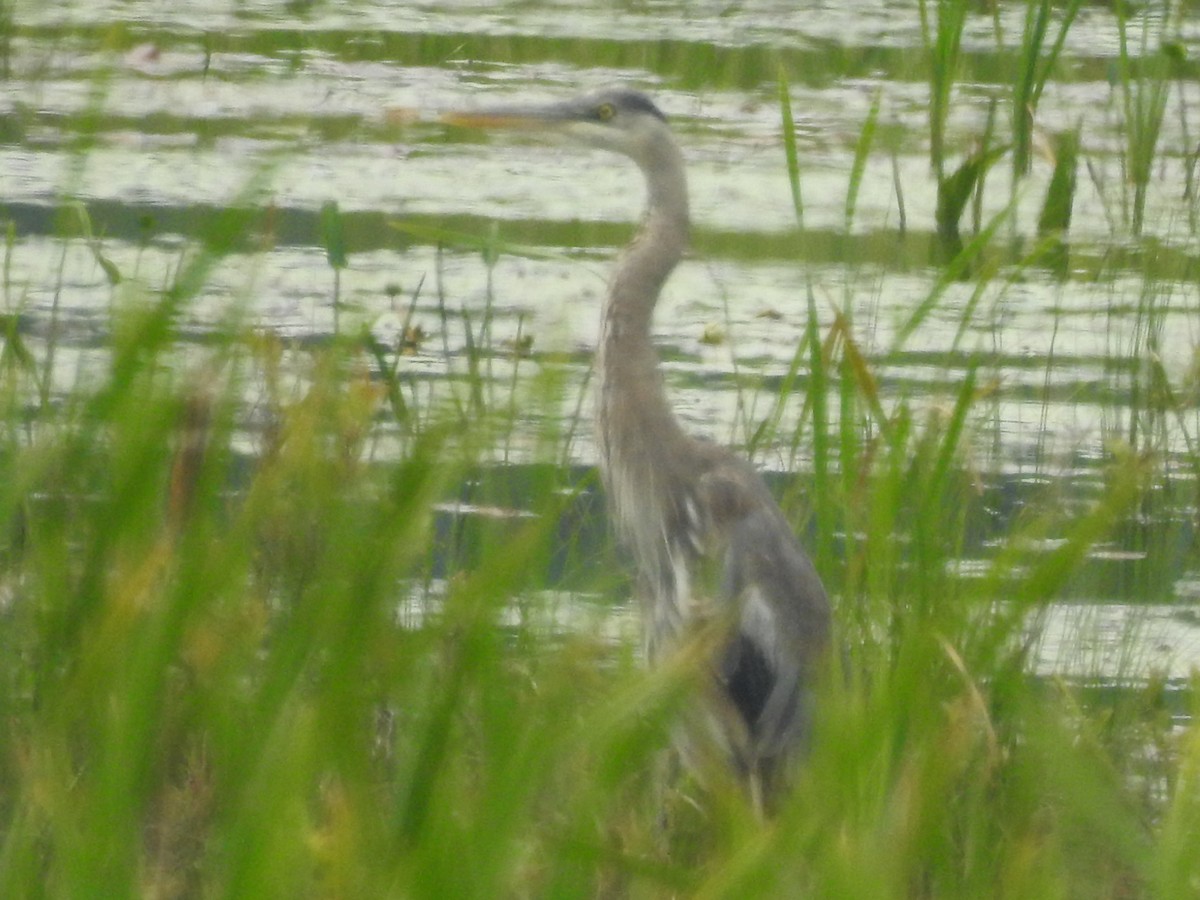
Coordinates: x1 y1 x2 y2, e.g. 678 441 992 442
778 69 805 230
845 88 882 232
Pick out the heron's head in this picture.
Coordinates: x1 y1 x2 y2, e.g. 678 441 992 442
442 88 675 171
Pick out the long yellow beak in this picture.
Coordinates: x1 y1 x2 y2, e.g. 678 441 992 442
439 99 580 131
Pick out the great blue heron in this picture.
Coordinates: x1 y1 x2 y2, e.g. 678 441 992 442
444 88 831 807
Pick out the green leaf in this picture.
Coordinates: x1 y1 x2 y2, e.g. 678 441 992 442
936 145 1009 246
778 68 804 230
321 200 347 269
845 87 882 232
1037 129 1080 237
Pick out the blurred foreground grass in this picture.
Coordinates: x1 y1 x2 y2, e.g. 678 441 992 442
2 2 1200 889
0 246 1194 898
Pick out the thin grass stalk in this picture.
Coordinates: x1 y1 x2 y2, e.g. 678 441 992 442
894 200 1015 352
320 200 347 336
712 275 755 452
1115 0 1174 236
1127 277 1170 453
1153 691 1200 894
928 363 978 498
778 70 804 230
970 98 999 237
558 359 593 471
1035 312 1062 474
751 326 807 463
1012 0 1085 177
500 312 526 464
38 225 69 411
844 88 882 235
804 286 832 575
480 222 501 413
831 311 889 440
919 0 971 180
836 323 858 565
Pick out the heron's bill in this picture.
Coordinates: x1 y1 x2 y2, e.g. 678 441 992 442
441 112 538 129
440 105 570 131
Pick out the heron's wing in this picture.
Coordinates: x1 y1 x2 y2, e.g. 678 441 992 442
696 464 830 758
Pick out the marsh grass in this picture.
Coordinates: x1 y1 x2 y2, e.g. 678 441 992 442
1011 0 1084 179
757 9 1199 893
0 7 1198 899
1114 0 1178 237
0 224 1194 892
918 0 970 183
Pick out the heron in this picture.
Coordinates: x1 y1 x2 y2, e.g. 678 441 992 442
444 88 831 808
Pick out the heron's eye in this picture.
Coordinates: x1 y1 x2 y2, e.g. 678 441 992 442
596 102 616 122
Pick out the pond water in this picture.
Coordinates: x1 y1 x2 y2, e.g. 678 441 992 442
3 1 1200 684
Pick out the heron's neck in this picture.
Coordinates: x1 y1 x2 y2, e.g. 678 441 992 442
607 150 689 335
598 142 689 426
596 142 692 549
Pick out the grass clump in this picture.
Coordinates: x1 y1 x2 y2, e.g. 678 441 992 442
0 195 1193 898
2 2 1199 892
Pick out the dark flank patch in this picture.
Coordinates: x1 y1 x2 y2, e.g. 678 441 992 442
722 632 773 734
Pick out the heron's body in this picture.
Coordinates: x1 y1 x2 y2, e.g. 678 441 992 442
446 88 831 801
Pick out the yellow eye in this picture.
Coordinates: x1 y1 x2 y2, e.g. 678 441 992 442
597 102 616 121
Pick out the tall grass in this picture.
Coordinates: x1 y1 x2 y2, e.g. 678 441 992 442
0 4 1198 897
1113 0 1178 236
1011 0 1084 179
765 2 1197 894
3 232 1192 896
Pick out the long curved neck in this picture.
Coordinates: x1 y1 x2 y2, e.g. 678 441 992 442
595 136 692 558
606 146 689 337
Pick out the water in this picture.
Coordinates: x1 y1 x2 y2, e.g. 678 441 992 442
2 1 1199 681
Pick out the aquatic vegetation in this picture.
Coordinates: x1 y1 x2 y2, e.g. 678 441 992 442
0 1 1197 897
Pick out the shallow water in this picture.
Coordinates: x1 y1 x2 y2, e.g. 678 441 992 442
3 1 1200 680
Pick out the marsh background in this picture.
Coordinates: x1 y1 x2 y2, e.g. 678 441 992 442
1 1 1199 897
